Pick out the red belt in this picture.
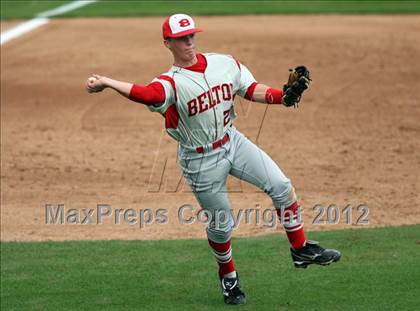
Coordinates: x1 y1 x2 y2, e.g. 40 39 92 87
196 133 229 154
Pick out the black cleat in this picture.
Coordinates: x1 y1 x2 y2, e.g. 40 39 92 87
221 275 246 305
291 240 341 269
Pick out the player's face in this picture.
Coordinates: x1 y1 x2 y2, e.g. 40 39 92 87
166 34 196 62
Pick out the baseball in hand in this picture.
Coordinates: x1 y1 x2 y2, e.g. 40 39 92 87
88 76 97 84
86 74 103 93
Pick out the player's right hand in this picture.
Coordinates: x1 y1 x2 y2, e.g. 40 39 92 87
86 74 106 93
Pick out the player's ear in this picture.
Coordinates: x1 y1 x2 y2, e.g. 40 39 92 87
163 38 171 49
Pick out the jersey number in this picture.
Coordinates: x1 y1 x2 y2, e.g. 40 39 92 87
179 19 191 27
223 109 230 126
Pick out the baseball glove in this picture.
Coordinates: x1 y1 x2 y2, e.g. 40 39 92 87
282 66 311 108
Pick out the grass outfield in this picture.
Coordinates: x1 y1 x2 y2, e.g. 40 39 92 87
2 0 420 20
1 225 419 310
0 0 69 20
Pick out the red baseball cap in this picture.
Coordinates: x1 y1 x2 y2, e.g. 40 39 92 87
162 14 203 39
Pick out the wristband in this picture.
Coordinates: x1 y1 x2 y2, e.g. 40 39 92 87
265 87 283 105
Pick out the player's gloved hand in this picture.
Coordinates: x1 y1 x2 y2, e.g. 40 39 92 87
282 66 311 108
294 66 310 80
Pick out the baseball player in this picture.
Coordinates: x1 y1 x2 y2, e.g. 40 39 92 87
86 14 341 305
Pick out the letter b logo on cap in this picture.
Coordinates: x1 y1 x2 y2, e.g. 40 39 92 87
163 13 202 38
179 18 191 27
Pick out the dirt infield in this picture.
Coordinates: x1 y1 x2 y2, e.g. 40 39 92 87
1 15 419 241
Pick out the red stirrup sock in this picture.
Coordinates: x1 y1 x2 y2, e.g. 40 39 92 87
208 239 236 278
277 202 306 250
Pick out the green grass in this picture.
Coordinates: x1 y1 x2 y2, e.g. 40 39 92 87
0 1 70 20
2 0 420 20
1 225 420 310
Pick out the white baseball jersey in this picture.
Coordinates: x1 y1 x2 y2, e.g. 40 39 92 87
148 53 256 147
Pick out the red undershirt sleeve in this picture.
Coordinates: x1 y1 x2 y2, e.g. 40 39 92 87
244 82 258 100
128 81 165 105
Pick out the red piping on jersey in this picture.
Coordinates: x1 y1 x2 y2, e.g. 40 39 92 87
128 82 165 105
157 75 179 129
232 56 241 70
163 104 179 129
158 75 177 101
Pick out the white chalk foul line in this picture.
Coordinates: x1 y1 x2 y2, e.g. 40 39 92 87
1 0 98 45
36 0 98 18
1 18 49 45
